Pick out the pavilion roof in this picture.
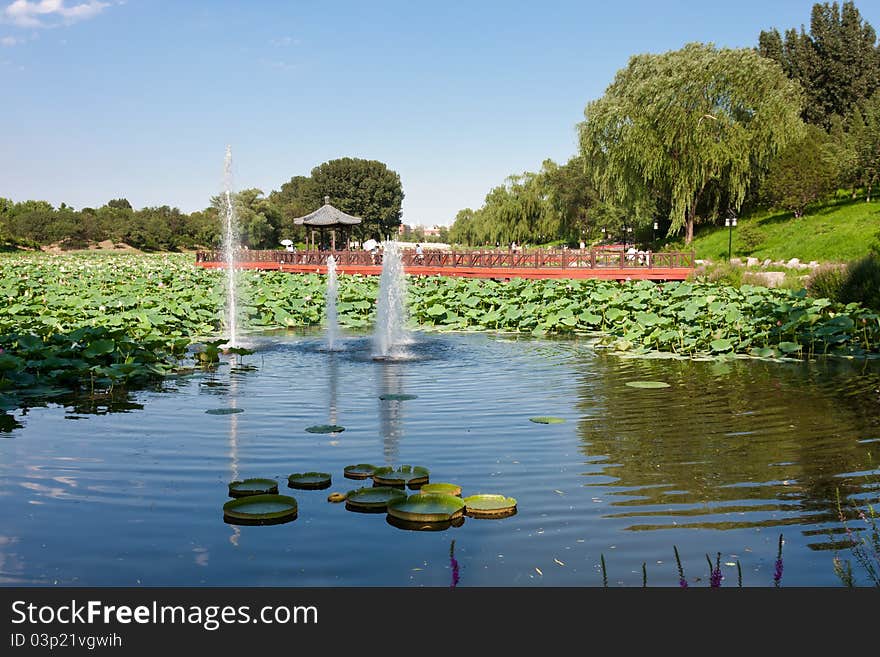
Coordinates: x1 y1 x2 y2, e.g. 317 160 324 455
293 199 363 227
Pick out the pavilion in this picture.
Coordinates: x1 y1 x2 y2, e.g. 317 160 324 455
294 196 363 250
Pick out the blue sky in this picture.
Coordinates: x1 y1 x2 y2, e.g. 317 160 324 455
2 1 877 226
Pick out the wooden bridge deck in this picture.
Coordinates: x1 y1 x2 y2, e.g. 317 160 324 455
195 248 695 281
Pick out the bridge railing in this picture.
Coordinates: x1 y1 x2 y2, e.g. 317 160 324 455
195 248 695 269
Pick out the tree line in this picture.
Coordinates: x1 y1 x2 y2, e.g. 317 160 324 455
450 1 880 247
0 157 403 252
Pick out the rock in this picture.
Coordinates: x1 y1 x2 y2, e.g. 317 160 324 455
730 257 743 266
746 257 759 267
808 261 819 268
750 271 786 288
695 259 706 265
787 258 801 267
762 259 772 267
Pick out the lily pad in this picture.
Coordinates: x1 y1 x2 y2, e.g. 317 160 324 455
206 407 245 415
386 515 461 532
463 494 518 518
419 482 462 497
379 393 419 401
305 424 345 434
345 486 407 513
344 463 377 480
222 494 298 525
228 478 278 498
372 465 430 489
529 416 565 424
625 381 671 389
327 492 347 503
387 493 466 523
288 472 332 490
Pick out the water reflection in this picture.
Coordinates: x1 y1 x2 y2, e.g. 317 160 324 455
226 356 241 546
575 355 880 542
377 360 406 464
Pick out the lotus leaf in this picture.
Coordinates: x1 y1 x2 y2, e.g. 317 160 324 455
222 494 298 525
386 493 465 523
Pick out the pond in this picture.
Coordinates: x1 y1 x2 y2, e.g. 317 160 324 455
1 331 878 586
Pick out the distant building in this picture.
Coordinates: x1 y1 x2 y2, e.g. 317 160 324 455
398 224 444 237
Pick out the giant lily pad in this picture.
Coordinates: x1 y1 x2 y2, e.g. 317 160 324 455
625 381 671 389
529 416 565 424
463 494 517 518
419 482 462 497
372 465 430 489
305 424 345 434
386 515 460 532
222 494 298 525
387 493 465 523
345 486 407 513
206 407 244 415
344 463 377 480
379 393 419 401
288 472 332 490
228 478 278 498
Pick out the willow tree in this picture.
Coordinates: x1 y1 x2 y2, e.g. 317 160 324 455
579 43 804 243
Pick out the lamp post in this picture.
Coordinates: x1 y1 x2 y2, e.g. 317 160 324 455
652 220 658 247
725 211 737 262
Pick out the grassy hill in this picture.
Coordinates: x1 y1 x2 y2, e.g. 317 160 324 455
670 196 880 263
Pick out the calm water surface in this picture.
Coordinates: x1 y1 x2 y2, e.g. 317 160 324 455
1 332 878 586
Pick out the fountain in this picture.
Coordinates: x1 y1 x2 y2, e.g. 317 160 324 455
372 240 410 360
325 255 340 351
221 145 239 348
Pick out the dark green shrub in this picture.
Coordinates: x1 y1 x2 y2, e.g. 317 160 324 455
839 254 880 310
806 264 846 301
736 224 764 253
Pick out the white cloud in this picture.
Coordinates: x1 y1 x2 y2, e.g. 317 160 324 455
3 0 110 28
1 34 22 45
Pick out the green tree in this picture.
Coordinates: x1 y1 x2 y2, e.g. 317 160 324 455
760 125 840 216
758 1 880 126
308 157 403 239
269 175 314 242
211 188 280 249
579 42 803 243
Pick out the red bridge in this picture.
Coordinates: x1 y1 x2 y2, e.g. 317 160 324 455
194 248 695 281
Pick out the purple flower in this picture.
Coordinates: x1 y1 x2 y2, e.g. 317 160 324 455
679 577 688 589
450 540 460 589
774 534 784 588
708 552 723 588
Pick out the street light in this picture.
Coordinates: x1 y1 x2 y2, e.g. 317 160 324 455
725 211 737 262
623 224 633 249
652 220 659 247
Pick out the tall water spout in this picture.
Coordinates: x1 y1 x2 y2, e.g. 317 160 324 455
221 145 239 348
372 240 410 359
325 255 340 351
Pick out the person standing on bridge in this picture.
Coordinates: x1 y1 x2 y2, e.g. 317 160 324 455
415 243 424 264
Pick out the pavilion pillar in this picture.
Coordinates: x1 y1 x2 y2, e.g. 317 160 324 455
331 229 336 251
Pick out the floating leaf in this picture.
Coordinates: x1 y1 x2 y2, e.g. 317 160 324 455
387 493 465 523
228 478 278 498
345 486 406 512
625 381 671 389
379 393 418 401
206 407 244 415
419 482 462 497
222 494 298 525
529 416 565 424
287 472 332 490
344 463 377 480
305 424 345 434
463 494 518 518
373 465 430 488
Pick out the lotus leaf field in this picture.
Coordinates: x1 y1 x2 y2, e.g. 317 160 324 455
2 252 879 419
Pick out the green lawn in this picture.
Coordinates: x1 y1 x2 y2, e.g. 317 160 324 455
675 196 880 263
